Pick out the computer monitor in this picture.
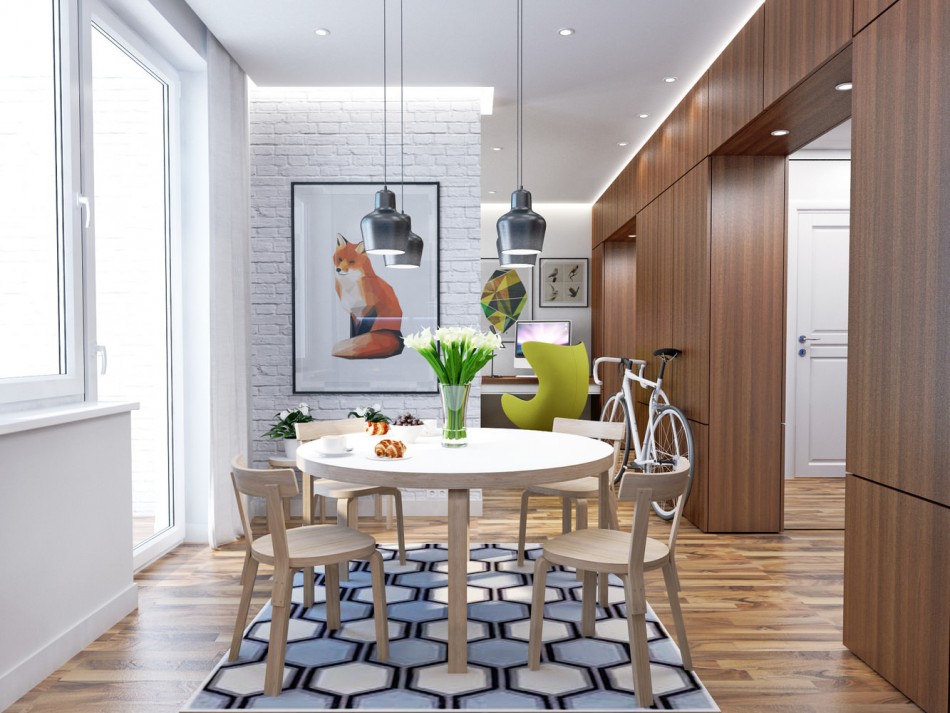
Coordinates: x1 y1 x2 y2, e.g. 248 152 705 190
513 320 571 371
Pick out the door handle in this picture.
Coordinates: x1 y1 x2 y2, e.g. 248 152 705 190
96 345 107 375
798 335 821 344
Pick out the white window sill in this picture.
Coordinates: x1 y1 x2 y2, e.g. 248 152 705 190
0 401 139 437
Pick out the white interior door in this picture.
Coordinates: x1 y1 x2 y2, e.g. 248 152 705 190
793 211 849 477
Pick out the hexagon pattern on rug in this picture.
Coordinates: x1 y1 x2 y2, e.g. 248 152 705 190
183 544 718 711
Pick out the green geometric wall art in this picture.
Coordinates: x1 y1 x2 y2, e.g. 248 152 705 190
480 268 528 335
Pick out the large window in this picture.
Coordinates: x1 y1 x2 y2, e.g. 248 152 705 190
0 1 83 405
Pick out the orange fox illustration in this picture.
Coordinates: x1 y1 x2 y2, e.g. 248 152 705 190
331 233 404 359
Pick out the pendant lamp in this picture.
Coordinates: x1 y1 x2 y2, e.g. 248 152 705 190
386 0 424 269
362 0 410 255
497 237 537 269
497 0 545 259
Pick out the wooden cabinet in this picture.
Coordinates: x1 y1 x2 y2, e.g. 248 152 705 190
763 0 852 105
844 475 950 713
590 243 604 367
681 420 708 532
599 241 637 404
708 7 764 152
853 0 900 34
634 194 673 386
847 0 950 507
708 156 785 533
670 161 710 425
665 73 710 182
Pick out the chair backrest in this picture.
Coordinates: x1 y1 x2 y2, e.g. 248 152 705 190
617 457 691 566
295 418 364 442
230 455 299 563
553 417 625 479
501 342 589 431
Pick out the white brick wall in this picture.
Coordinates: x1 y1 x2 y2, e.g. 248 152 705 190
249 88 482 473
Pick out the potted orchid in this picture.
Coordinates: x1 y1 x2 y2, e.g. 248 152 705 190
404 327 502 447
264 402 315 457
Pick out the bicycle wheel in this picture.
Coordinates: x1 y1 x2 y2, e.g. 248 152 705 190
600 393 632 482
644 404 694 520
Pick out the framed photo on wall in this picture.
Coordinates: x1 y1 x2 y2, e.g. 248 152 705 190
292 182 440 393
538 258 588 308
478 258 533 339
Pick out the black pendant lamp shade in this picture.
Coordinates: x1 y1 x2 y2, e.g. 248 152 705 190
496 237 536 269
497 187 545 255
361 187 410 255
384 214 423 268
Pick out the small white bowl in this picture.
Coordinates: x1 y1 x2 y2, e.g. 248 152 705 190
388 424 425 444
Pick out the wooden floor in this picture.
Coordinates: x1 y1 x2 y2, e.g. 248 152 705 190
10 480 918 713
784 476 845 530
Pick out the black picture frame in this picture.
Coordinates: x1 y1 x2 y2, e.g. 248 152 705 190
538 258 589 308
291 182 441 394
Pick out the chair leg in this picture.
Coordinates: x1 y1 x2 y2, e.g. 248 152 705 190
575 499 589 581
374 493 382 520
663 562 693 670
324 559 341 631
528 555 549 670
228 554 259 661
623 574 652 709
263 567 294 697
393 490 407 565
385 495 393 529
581 569 597 637
517 490 531 566
561 497 572 534
370 550 389 662
599 572 610 608
336 498 358 581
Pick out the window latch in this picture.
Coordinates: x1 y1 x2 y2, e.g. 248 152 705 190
76 193 91 229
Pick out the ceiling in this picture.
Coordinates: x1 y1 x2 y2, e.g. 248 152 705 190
184 0 764 203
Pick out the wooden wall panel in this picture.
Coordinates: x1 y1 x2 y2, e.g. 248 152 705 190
844 475 950 713
853 0 900 34
708 7 765 152
671 161 711 425
763 0 853 106
666 73 710 182
681 420 708 532
591 243 605 369
601 241 637 404
708 156 785 533
847 0 950 506
634 200 658 382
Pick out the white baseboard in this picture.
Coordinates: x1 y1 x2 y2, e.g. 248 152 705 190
0 583 138 711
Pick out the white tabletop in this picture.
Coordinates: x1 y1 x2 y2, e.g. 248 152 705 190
297 426 614 490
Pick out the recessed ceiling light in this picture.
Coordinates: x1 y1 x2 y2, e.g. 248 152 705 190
663 76 678 83
617 141 629 147
557 28 575 36
835 81 853 91
491 146 503 151
771 129 790 136
628 234 637 238
488 190 497 195
638 113 649 119
314 28 331 36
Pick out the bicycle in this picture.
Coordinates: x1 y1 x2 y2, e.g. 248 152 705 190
593 349 694 520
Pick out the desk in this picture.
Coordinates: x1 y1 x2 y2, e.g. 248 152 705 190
479 376 601 427
297 427 613 673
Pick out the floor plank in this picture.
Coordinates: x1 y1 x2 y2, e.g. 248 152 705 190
785 477 845 530
9 482 917 713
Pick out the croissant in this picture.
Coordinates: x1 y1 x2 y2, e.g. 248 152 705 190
374 439 407 458
365 421 389 436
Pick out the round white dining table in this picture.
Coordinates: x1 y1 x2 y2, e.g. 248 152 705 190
297 426 614 673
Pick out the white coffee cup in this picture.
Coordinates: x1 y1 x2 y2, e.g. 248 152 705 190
319 435 347 454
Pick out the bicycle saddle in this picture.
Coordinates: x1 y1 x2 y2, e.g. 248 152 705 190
653 347 682 359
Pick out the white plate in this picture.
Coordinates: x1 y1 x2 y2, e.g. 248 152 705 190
315 448 353 458
364 452 413 461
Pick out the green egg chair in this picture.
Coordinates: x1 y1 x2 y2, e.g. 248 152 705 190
502 342 590 431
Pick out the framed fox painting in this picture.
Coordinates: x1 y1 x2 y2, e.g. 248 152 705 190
292 182 440 393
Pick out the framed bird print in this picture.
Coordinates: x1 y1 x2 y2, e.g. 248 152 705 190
538 258 588 308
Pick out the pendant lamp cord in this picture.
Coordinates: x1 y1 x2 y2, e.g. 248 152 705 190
400 0 405 209
383 0 388 189
517 0 523 190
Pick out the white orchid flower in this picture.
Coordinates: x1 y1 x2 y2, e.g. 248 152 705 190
278 410 290 420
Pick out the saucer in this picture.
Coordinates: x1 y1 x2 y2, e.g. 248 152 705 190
315 448 353 458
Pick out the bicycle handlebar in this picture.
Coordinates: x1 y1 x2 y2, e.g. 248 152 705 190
592 356 647 385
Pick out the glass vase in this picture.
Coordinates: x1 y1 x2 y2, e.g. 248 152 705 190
439 382 471 448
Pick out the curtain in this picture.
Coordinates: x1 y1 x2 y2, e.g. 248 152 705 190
207 34 251 548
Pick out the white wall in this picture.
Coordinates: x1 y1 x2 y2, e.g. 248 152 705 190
248 88 483 471
480 202 592 374
0 410 138 710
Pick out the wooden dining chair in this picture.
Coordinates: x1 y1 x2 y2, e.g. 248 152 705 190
229 456 389 697
516 417 625 566
296 419 407 579
527 457 693 709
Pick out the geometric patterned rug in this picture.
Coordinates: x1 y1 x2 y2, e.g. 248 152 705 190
182 544 718 712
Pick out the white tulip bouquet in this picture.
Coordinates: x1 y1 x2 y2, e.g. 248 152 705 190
403 326 502 385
